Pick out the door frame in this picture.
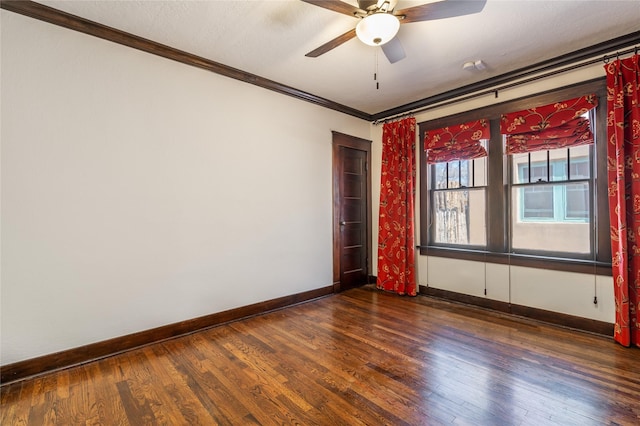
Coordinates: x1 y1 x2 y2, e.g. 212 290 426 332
332 131 373 293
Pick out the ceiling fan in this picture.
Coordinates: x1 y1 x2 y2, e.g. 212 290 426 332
301 0 487 63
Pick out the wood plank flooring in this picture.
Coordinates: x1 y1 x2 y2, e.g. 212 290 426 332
2 285 639 425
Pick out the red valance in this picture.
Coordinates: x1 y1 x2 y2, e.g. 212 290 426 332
501 94 598 154
424 119 489 163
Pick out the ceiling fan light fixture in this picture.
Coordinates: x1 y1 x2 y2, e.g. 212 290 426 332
355 13 400 46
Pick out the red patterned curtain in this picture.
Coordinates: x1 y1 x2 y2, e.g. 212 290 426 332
424 119 489 163
605 54 640 348
501 95 598 154
377 118 417 296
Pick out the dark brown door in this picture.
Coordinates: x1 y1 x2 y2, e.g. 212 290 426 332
332 132 371 292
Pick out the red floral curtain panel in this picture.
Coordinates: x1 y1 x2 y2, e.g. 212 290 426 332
501 95 598 154
377 118 417 296
424 119 490 163
605 54 640 348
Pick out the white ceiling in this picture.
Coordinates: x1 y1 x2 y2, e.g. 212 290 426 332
35 0 640 116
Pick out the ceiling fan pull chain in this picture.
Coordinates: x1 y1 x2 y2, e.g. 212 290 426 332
375 49 380 90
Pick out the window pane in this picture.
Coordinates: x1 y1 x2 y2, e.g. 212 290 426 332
460 160 470 187
432 189 486 246
511 184 590 254
448 161 460 188
434 163 447 189
530 150 548 182
565 182 589 219
473 155 487 186
549 148 568 181
522 185 554 219
569 146 590 179
512 153 529 184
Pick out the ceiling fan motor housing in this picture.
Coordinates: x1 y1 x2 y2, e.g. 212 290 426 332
355 12 401 46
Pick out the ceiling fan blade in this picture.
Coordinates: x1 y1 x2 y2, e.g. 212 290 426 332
381 37 406 64
305 28 357 58
396 0 487 24
300 0 364 17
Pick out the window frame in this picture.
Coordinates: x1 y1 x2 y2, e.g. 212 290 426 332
429 148 488 248
418 79 611 275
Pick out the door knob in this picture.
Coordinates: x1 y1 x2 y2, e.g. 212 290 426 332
340 221 346 226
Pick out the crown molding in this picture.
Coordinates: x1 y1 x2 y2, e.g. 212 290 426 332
1 0 372 121
372 31 640 121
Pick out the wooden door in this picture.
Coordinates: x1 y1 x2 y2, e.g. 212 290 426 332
332 132 372 292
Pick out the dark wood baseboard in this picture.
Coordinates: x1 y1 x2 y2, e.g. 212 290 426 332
0 285 334 386
2 283 612 385
419 285 614 337
333 276 377 293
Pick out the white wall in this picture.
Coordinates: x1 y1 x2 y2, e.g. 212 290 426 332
371 63 615 324
417 257 614 323
0 11 370 365
1 9 617 367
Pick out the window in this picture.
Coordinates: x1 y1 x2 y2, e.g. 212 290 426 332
419 81 611 272
424 119 490 247
504 100 596 257
511 145 592 255
430 144 487 246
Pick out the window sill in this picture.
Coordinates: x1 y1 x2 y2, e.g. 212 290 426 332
417 246 612 276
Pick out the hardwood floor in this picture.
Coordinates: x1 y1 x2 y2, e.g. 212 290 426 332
2 286 639 425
